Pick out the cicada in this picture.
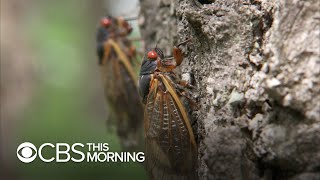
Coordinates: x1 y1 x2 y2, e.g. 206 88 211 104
139 40 198 180
96 16 143 151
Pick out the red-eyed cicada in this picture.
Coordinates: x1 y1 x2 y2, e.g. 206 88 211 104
96 16 143 151
139 39 198 180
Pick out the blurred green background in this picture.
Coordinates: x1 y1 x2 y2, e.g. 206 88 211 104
0 0 146 179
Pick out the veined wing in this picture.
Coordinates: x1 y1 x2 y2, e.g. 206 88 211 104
100 38 142 104
100 46 123 102
105 39 138 86
144 74 197 179
100 39 143 152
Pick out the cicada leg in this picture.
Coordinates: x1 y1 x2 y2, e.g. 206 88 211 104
128 45 143 68
178 80 196 89
173 38 192 66
165 74 199 110
176 38 192 47
173 47 183 66
176 90 200 110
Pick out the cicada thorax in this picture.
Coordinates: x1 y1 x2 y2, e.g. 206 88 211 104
96 16 144 152
144 72 197 179
139 47 164 103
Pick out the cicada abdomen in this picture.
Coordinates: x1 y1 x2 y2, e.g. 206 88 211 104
96 16 143 152
139 40 198 180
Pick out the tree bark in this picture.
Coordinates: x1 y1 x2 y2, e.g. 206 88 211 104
139 0 320 179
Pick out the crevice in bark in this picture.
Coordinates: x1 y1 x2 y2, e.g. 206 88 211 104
197 0 214 5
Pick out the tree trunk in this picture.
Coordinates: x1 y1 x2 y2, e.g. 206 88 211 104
139 0 320 179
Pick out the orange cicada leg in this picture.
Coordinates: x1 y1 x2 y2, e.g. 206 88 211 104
173 47 183 66
173 38 192 66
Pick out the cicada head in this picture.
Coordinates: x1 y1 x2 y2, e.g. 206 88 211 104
139 47 165 103
96 16 116 43
146 47 164 61
100 17 112 28
96 16 117 63
139 48 164 75
98 16 117 30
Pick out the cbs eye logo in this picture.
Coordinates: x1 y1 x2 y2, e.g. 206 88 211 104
16 142 37 163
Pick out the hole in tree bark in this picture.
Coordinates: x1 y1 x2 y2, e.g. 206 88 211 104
198 0 214 5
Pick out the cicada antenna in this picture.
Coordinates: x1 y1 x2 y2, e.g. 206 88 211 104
155 39 160 49
176 38 192 47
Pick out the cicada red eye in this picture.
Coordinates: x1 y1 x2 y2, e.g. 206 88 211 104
101 18 112 27
147 51 158 60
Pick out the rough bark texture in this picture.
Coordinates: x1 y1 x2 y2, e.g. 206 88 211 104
139 0 320 179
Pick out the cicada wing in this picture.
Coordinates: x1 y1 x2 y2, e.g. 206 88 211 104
117 60 144 152
165 93 196 173
145 79 172 176
145 77 171 139
107 39 137 85
100 40 144 152
144 76 197 180
100 52 121 104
